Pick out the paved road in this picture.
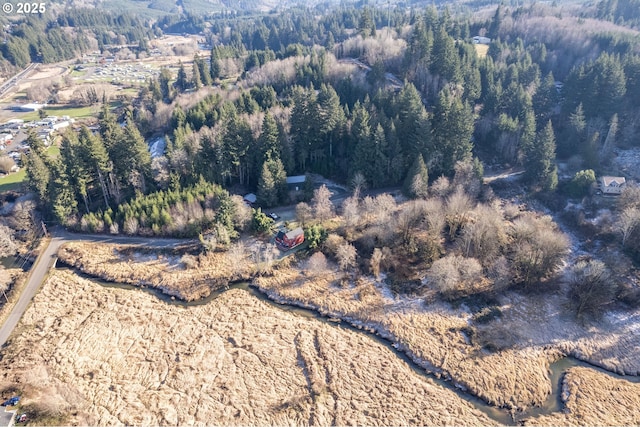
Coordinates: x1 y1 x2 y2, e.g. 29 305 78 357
0 230 195 347
0 63 37 100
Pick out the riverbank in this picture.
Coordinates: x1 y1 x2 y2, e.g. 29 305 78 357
0 270 497 426
54 241 640 421
253 268 559 412
524 367 640 425
252 266 640 420
57 241 254 301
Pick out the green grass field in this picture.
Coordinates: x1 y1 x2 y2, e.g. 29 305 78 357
39 105 100 119
0 168 26 193
18 101 121 122
0 144 60 193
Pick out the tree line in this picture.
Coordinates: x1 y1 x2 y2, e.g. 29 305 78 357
21 1 640 236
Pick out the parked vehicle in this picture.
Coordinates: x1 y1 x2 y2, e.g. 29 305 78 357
2 396 20 406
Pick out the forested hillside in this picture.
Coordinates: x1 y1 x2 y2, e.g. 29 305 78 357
20 1 640 238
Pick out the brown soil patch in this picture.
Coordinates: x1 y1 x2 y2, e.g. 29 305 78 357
26 65 68 81
0 270 497 426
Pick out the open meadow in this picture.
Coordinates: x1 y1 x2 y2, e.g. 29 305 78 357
0 270 497 426
253 264 640 420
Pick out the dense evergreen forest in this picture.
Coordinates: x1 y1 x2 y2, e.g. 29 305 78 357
0 9 157 69
21 0 640 238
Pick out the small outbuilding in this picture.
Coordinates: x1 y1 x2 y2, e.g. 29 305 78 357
286 175 306 192
243 193 257 205
473 36 491 44
275 227 305 250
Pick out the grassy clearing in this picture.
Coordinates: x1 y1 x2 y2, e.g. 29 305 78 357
40 105 98 119
0 144 60 193
475 44 489 58
0 168 26 193
69 69 88 78
18 112 39 122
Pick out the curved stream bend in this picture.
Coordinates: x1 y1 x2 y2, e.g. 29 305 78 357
55 265 640 425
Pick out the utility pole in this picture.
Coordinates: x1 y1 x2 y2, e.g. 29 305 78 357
41 221 48 237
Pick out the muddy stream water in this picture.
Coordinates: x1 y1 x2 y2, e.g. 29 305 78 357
56 265 640 425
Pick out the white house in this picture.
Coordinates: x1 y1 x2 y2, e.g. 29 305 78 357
473 36 491 44
598 176 626 195
51 121 70 131
37 129 54 146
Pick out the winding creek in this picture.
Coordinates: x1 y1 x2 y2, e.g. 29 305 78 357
55 264 640 425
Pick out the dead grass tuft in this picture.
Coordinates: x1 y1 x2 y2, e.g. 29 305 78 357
58 242 252 301
0 270 497 426
254 266 560 411
524 367 640 426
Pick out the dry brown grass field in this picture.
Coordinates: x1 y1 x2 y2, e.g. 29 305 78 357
58 242 253 301
524 367 640 426
254 265 640 417
0 270 497 426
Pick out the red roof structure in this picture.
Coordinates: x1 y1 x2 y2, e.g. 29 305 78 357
275 227 304 250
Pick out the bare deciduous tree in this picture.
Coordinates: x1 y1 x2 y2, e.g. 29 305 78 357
445 188 474 240
8 200 38 239
227 242 248 279
324 233 346 257
26 81 53 103
618 183 640 210
426 255 484 299
151 156 170 189
361 193 396 226
306 252 328 276
0 156 16 174
123 217 139 235
509 213 570 289
296 202 313 226
370 247 384 278
336 243 357 272
312 185 334 221
487 255 512 291
253 242 278 275
351 172 367 199
0 224 18 258
566 259 614 318
452 158 482 199
430 175 451 199
618 206 640 246
459 205 507 263
395 200 428 245
200 223 231 252
423 199 445 235
231 195 252 231
342 196 360 230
